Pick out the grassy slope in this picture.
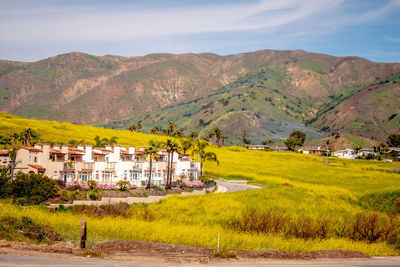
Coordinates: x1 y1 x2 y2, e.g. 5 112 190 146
0 113 400 255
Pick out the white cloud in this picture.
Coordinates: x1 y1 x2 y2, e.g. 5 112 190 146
0 0 346 43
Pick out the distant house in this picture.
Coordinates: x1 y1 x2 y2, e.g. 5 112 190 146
332 147 356 159
273 146 289 152
0 150 11 166
357 147 377 157
298 146 329 156
245 145 269 150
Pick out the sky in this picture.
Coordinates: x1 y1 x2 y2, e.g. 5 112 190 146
0 0 400 62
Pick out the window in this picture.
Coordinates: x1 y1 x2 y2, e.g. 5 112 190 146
34 156 38 163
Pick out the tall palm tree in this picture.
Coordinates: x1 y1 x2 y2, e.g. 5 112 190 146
161 129 169 136
212 128 227 146
143 146 159 190
192 139 209 162
197 150 219 177
179 138 193 154
162 139 180 189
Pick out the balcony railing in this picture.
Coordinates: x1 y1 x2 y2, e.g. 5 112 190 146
63 162 76 170
82 162 94 170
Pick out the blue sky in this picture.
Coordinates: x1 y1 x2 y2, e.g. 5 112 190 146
0 0 400 62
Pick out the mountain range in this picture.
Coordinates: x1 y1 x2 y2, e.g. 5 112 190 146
0 49 399 144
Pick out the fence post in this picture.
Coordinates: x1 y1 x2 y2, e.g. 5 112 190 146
80 218 87 249
217 232 220 253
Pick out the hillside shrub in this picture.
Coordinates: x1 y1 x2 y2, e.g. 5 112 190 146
11 172 59 205
0 216 61 242
230 209 400 244
116 180 132 191
87 180 97 190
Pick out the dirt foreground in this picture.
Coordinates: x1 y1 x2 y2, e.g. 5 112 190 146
0 239 399 266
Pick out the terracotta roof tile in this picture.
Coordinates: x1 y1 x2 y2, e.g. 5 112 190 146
28 164 46 170
20 146 43 152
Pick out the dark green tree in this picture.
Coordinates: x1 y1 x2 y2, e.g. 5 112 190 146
387 133 400 147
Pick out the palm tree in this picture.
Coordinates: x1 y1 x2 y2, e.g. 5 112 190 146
161 129 169 136
179 138 193 154
171 129 184 138
19 128 39 146
143 146 159 190
128 124 137 132
212 127 227 146
94 136 109 147
151 126 160 135
12 132 19 148
197 150 219 177
192 139 209 162
109 136 118 146
162 139 180 189
168 121 176 134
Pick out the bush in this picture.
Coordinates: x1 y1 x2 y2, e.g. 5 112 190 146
54 179 66 188
116 180 131 191
231 209 400 243
11 172 59 205
89 190 99 200
87 180 97 190
0 172 10 198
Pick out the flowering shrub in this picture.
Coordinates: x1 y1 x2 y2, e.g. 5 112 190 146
182 180 204 188
97 184 118 190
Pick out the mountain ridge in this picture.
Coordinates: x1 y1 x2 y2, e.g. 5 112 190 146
0 49 399 144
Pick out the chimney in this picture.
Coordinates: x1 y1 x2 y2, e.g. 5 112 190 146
105 145 112 151
84 145 93 162
128 146 135 154
77 145 84 151
61 145 68 154
34 144 42 149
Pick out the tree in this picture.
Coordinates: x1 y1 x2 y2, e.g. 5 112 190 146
171 129 184 138
68 139 85 146
11 172 59 204
387 133 400 147
162 139 180 189
19 128 40 146
289 131 306 144
284 130 306 151
212 128 227 146
237 129 251 145
0 135 12 147
353 145 362 154
161 129 169 136
168 121 176 134
262 139 274 146
191 139 218 177
179 138 193 154
151 126 161 135
109 136 118 146
197 150 219 177
94 136 109 147
284 137 303 151
143 146 159 190
128 124 137 132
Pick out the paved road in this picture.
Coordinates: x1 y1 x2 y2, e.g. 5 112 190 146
1 254 400 267
216 180 261 192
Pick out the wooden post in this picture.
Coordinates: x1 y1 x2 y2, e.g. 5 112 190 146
217 233 220 253
80 218 87 249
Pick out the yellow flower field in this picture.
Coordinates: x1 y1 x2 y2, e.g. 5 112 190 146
0 112 400 255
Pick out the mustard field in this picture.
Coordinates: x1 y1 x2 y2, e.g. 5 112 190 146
0 112 400 255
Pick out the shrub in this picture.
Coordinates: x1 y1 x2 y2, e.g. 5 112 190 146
66 184 89 191
116 180 131 191
0 172 10 198
181 180 204 188
11 172 59 205
89 190 99 200
87 180 97 190
54 179 66 188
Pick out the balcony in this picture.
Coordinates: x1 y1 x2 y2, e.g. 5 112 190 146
105 162 116 171
82 162 94 171
63 162 76 171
